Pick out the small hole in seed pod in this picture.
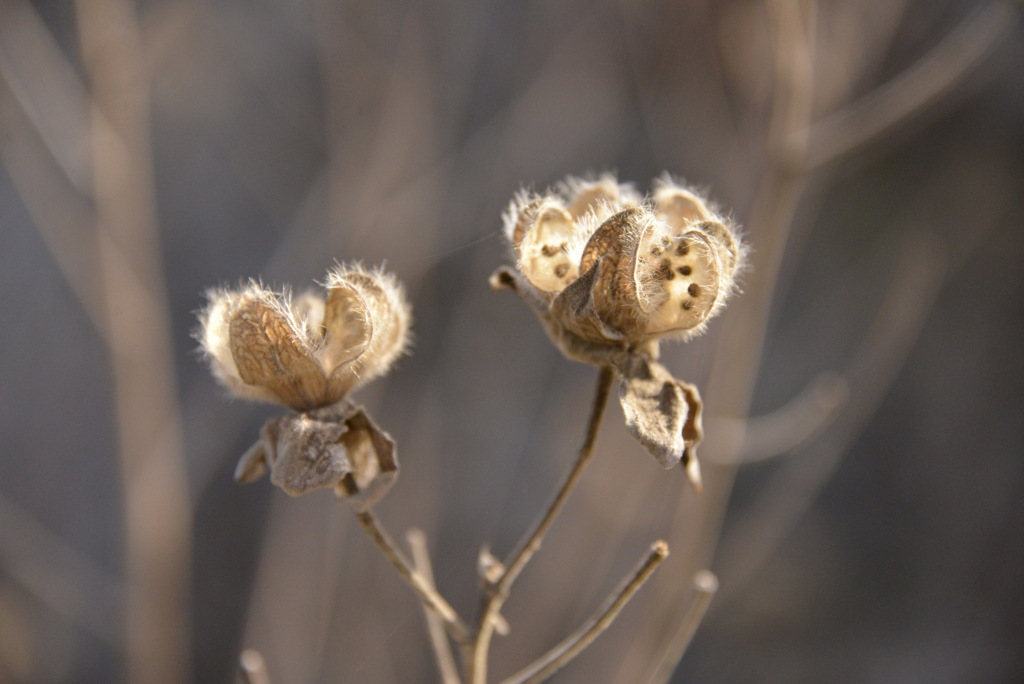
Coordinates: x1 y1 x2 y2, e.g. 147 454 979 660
678 265 691 276
688 283 700 297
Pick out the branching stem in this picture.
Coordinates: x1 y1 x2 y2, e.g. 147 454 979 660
468 365 616 684
342 476 470 645
408 528 463 684
501 541 669 684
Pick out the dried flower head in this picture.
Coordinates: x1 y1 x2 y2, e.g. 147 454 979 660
198 265 410 505
492 173 746 489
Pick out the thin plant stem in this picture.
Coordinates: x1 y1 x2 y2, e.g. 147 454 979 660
239 648 272 684
407 528 463 684
644 570 719 684
340 479 471 646
469 365 616 684
501 541 670 684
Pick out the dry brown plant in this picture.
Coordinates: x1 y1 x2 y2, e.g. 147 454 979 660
0 0 1021 682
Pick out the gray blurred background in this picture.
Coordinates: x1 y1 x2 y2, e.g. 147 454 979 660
1 0 1022 682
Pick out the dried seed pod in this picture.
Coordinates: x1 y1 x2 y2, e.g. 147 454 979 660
504 194 581 296
200 265 409 504
556 172 641 220
323 265 411 396
199 265 411 411
502 174 642 301
499 175 742 357
202 285 329 410
494 172 745 481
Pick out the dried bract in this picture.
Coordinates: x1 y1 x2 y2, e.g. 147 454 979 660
235 401 398 510
618 355 704 491
493 173 745 487
198 265 410 503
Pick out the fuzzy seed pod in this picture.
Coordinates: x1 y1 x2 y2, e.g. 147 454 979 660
493 173 745 488
198 264 410 504
495 173 744 363
199 265 410 411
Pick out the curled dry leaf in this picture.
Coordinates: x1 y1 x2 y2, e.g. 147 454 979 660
616 355 704 491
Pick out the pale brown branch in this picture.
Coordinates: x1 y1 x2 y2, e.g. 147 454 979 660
407 529 463 684
631 2 821 680
714 233 948 606
353 511 471 644
708 372 849 465
239 649 272 684
341 484 471 646
73 1 193 682
803 1 1019 171
501 541 670 684
0 0 91 191
469 365 615 684
644 570 719 684
0 76 105 337
0 494 122 648
766 0 817 165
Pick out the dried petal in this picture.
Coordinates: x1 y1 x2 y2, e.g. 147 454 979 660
334 407 399 512
234 439 268 484
199 284 331 410
549 258 627 361
228 292 330 410
701 219 742 279
576 207 648 337
320 278 372 376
